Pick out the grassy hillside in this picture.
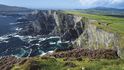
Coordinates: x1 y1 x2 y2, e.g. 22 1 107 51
12 57 124 70
76 7 124 17
65 11 124 33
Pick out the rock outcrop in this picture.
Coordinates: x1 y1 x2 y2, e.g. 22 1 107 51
51 48 119 59
74 20 119 50
0 10 121 70
16 10 120 57
18 10 85 41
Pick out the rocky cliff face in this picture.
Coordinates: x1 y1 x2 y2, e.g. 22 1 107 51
18 10 84 41
0 11 121 70
74 20 119 53
17 10 119 51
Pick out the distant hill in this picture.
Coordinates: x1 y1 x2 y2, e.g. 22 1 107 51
91 7 124 11
0 4 31 12
76 7 124 17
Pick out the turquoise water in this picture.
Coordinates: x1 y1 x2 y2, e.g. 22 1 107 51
0 15 70 58
0 35 70 57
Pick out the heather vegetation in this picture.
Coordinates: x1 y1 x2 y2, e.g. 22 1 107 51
12 56 124 70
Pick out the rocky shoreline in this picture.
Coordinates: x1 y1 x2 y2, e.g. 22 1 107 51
0 10 121 70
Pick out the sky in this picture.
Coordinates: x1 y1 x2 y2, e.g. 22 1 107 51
0 0 124 9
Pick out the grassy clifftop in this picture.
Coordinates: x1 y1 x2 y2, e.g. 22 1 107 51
64 11 124 34
64 11 124 58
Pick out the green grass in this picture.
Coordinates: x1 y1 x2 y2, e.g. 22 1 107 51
64 11 124 34
12 57 68 70
12 57 124 70
64 11 124 58
76 9 124 16
60 58 124 70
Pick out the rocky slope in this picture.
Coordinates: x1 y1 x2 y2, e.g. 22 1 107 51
0 10 121 70
74 20 119 49
18 10 119 50
0 10 119 58
18 10 85 41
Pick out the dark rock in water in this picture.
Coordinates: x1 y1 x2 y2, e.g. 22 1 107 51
0 37 28 56
16 18 29 23
0 34 70 57
21 50 30 57
18 10 85 41
6 37 26 47
0 42 7 53
30 45 39 49
29 45 41 57
30 40 39 44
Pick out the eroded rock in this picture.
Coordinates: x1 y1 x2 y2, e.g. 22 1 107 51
17 10 85 41
51 48 119 59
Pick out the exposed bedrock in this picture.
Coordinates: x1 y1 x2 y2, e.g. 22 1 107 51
74 20 120 57
17 10 120 57
17 10 85 41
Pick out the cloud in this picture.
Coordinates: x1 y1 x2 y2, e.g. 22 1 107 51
78 0 124 8
111 0 123 4
0 0 124 9
79 0 110 5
